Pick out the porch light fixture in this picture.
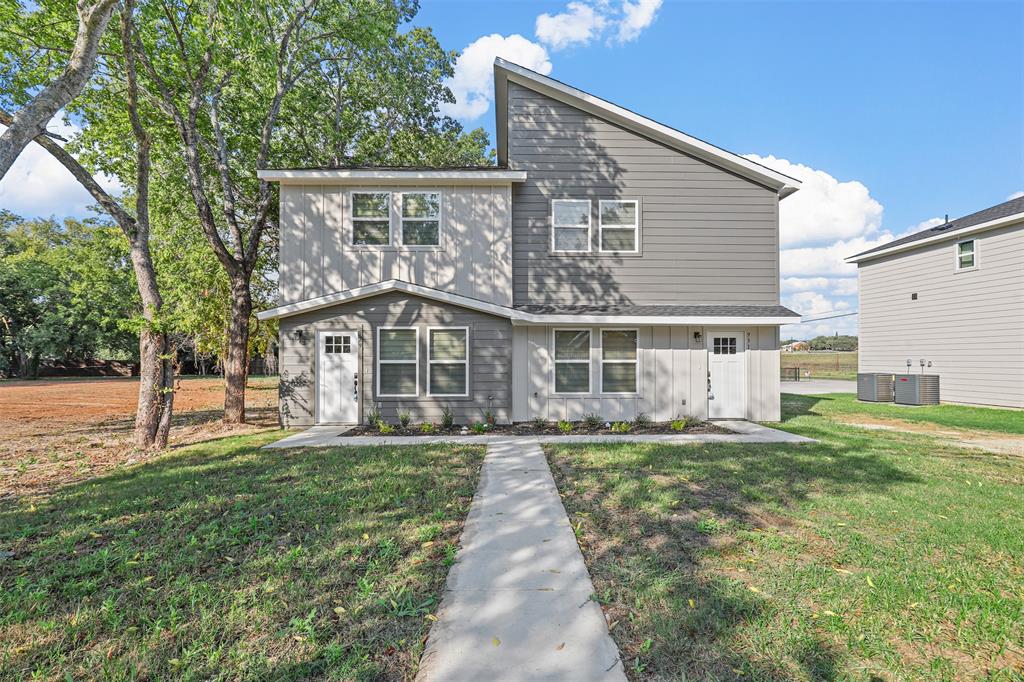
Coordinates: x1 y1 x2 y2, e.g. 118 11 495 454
293 329 307 344
693 330 702 344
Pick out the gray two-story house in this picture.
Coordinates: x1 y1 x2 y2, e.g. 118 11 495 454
257 58 802 426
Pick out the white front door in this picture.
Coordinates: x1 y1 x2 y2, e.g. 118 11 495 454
317 330 359 423
707 332 746 419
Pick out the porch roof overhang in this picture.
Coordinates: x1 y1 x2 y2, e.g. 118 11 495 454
256 280 801 326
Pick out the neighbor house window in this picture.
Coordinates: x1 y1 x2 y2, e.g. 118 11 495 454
956 239 976 270
599 200 638 253
352 192 391 245
551 199 591 252
428 328 468 396
601 329 637 393
553 329 591 393
377 328 418 396
401 192 440 246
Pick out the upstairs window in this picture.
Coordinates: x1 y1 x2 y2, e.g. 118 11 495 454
599 200 639 253
402 192 440 246
601 329 637 393
552 200 591 253
553 329 591 393
352 192 391 245
377 328 418 396
956 239 976 271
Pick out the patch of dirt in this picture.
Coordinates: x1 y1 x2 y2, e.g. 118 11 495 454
840 415 1024 456
0 377 279 501
342 420 731 437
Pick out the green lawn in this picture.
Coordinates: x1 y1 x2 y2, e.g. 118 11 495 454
790 392 1024 435
781 351 858 380
0 432 484 681
547 395 1024 680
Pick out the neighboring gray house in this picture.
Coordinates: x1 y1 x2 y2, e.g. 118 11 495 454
848 197 1024 409
257 58 802 426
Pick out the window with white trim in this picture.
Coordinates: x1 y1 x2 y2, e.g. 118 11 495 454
377 328 418 396
601 329 637 393
428 328 468 396
401 192 440 246
956 239 976 270
553 329 591 393
599 200 638 253
352 192 391 245
552 199 591 252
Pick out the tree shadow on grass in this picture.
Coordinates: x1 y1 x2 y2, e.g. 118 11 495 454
547 427 919 680
0 438 484 681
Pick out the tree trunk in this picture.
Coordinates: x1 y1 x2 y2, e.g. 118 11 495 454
135 327 164 448
223 275 252 423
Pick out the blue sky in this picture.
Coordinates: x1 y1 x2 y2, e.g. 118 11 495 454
2 0 1022 338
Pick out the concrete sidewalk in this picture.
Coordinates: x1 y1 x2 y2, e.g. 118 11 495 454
416 440 627 681
265 420 815 448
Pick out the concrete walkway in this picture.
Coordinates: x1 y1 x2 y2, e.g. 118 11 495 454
265 420 815 448
416 440 627 681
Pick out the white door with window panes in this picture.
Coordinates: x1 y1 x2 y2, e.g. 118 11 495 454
707 333 746 419
318 330 359 423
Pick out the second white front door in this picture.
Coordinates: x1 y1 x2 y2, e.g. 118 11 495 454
318 330 359 423
708 332 746 419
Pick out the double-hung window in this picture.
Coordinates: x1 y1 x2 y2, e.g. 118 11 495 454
377 328 418 397
401 192 440 246
601 330 637 393
599 200 638 253
553 329 591 393
428 328 468 396
956 239 976 271
352 192 391 245
552 200 591 253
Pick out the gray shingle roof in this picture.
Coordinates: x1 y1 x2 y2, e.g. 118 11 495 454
513 304 801 318
851 196 1024 259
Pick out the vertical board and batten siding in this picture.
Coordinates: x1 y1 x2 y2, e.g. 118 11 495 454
506 82 780 306
278 292 512 426
278 184 512 306
511 325 781 422
858 223 1024 408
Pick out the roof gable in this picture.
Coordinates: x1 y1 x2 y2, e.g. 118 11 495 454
493 58 800 198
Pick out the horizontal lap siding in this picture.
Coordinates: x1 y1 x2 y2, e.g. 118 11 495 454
858 223 1024 408
279 292 512 426
507 83 780 306
278 184 512 306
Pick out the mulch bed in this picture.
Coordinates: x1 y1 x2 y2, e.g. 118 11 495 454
341 420 732 437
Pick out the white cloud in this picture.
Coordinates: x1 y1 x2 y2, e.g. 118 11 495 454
536 2 608 50
0 119 122 219
617 0 663 42
440 34 552 120
782 276 858 296
1007 190 1024 200
784 291 850 317
744 154 883 248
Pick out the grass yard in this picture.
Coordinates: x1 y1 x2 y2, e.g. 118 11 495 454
0 432 484 681
547 394 1024 680
781 351 858 380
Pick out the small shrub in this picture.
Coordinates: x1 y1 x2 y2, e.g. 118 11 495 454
420 422 435 434
398 411 412 428
632 412 652 428
470 422 487 434
366 406 383 427
611 421 630 433
440 405 455 430
557 420 573 434
582 412 603 428
377 422 395 434
670 418 689 432
530 416 547 429
482 409 495 425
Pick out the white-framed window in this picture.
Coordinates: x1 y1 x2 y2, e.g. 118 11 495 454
599 200 639 253
428 327 468 397
376 327 418 397
600 329 638 394
553 329 591 394
955 239 977 271
551 199 591 253
352 192 391 245
324 334 353 354
401 192 441 246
